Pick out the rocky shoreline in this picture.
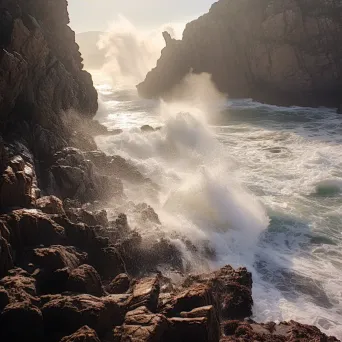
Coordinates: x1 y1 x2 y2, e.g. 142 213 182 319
0 0 340 341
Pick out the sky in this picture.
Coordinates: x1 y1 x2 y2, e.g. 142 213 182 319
68 0 216 33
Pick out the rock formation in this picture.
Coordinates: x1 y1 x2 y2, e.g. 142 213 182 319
0 0 340 341
138 0 342 109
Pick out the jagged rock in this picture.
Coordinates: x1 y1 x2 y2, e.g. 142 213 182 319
107 273 131 295
60 326 101 342
0 268 38 305
222 320 339 342
0 302 44 342
0 0 98 162
66 264 104 297
36 195 66 215
0 155 37 208
0 286 9 312
32 245 86 271
1 209 66 251
84 150 155 186
65 208 109 227
138 0 342 110
182 265 253 319
179 305 220 341
129 276 160 312
42 294 124 339
113 306 169 342
48 148 123 203
161 284 214 317
141 125 156 132
168 315 219 342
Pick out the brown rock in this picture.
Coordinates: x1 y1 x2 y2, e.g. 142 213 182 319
1 209 66 250
0 156 37 208
33 245 86 271
60 326 101 342
222 320 339 342
129 276 160 312
67 264 104 297
36 196 66 215
0 302 44 342
183 265 253 319
161 284 214 317
42 294 124 339
0 233 13 277
107 273 131 295
113 306 169 342
0 268 38 305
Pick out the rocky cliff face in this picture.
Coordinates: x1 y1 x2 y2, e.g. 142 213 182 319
0 0 98 161
138 0 342 109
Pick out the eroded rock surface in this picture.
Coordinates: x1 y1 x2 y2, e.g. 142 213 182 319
138 0 342 109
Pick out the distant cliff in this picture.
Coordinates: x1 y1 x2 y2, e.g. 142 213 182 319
138 0 342 109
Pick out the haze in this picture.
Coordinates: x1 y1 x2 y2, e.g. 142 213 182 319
68 0 216 32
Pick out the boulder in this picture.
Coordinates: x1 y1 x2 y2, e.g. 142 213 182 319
0 156 37 208
66 264 104 297
129 276 160 312
161 284 214 317
107 273 131 295
48 148 123 203
222 320 339 342
60 326 101 342
36 195 66 215
113 306 169 342
1 209 66 251
183 265 253 319
33 245 86 271
42 294 124 339
0 268 38 305
0 302 44 342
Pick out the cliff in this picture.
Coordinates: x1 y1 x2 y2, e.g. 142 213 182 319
0 0 98 161
138 0 342 109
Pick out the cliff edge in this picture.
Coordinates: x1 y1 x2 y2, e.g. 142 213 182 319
138 0 342 109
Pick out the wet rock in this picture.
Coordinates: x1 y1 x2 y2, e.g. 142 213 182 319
113 306 169 342
49 148 123 203
60 326 101 342
222 320 339 342
141 125 156 132
0 302 44 342
66 208 109 227
36 195 66 215
67 264 104 297
1 209 66 251
0 268 38 305
42 294 124 339
33 245 87 272
129 276 160 312
161 284 214 317
168 315 219 342
179 305 220 341
183 265 253 319
107 273 131 294
0 156 37 208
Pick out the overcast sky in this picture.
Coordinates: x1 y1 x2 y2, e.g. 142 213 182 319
68 0 216 32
